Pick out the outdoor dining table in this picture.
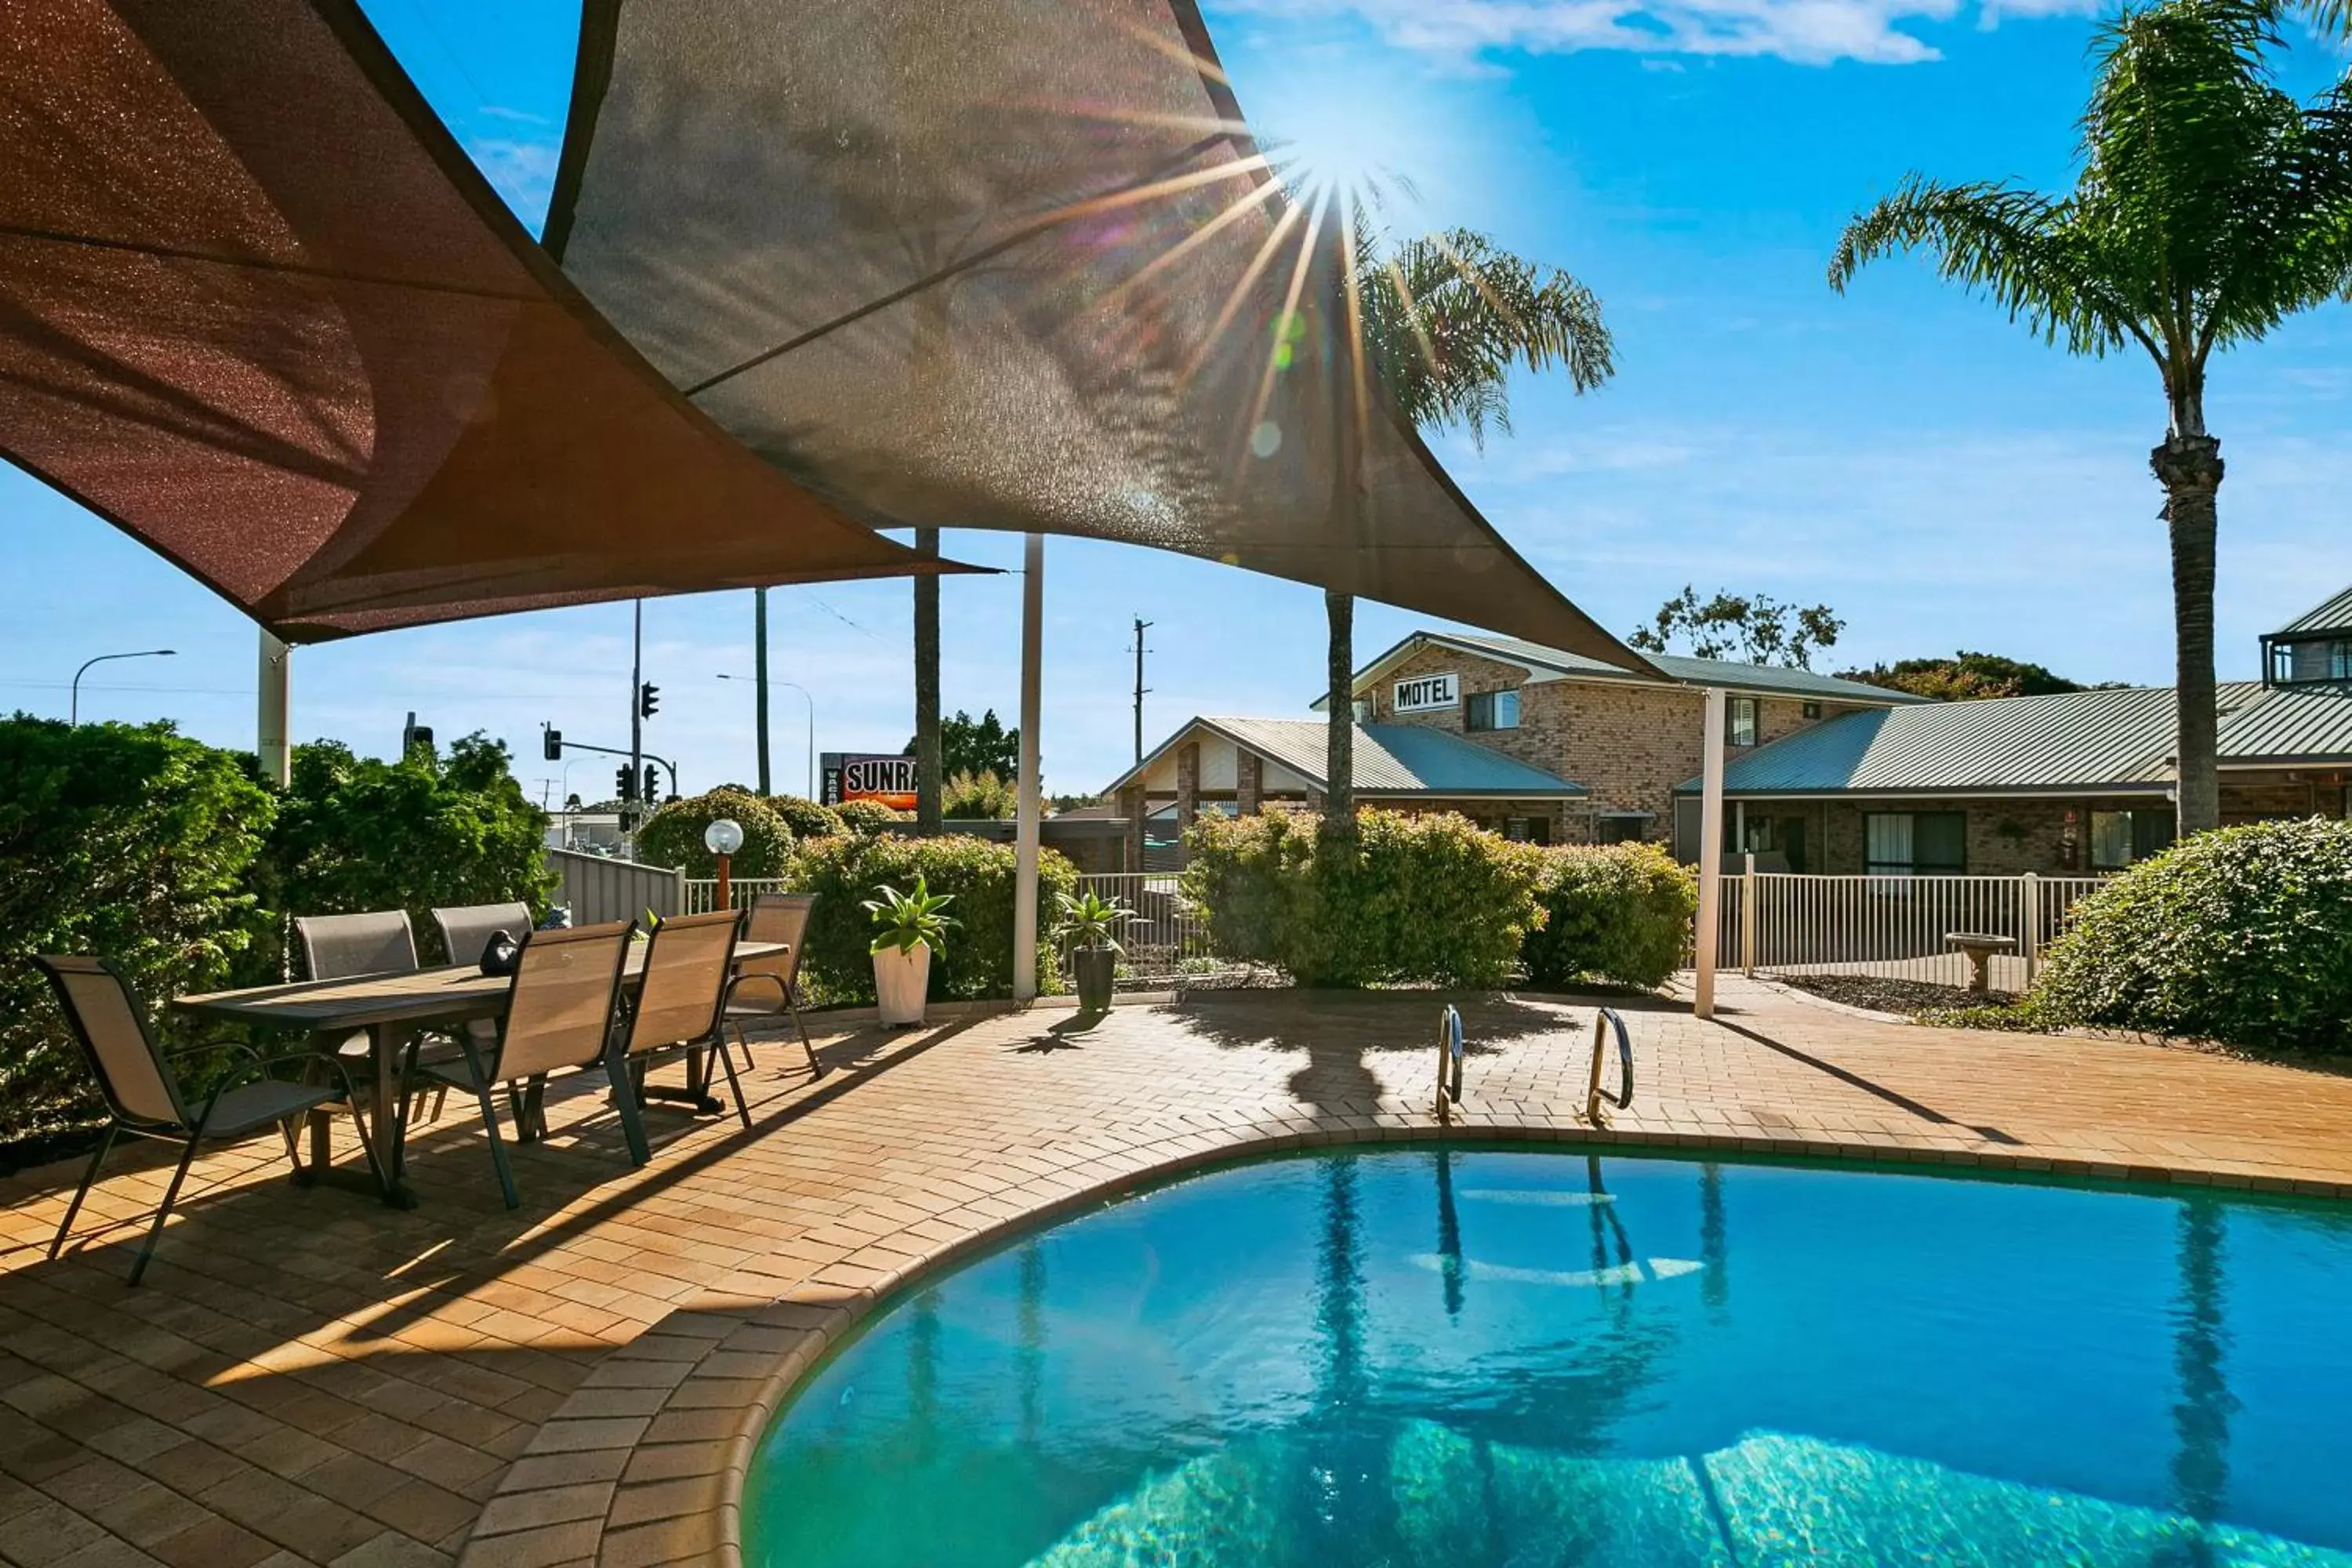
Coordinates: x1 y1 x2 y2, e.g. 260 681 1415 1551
172 940 787 1209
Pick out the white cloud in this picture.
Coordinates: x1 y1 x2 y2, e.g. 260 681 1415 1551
464 136 560 226
1218 0 1976 65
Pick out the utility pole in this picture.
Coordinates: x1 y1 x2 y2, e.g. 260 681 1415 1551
628 599 643 829
753 587 773 796
1131 615 1152 764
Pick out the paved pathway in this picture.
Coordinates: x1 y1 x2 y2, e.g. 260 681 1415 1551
2 978 2348 1566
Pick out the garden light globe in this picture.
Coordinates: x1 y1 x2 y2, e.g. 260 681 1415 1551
704 818 745 855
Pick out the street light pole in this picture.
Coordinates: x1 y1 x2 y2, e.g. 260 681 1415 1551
718 674 815 797
71 648 176 726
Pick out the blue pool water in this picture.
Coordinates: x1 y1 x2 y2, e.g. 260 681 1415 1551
743 1150 2352 1566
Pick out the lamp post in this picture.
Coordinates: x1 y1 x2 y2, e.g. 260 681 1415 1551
717 674 814 797
71 648 176 725
705 817 744 913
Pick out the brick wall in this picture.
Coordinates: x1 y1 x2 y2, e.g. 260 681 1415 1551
1367 643 1871 844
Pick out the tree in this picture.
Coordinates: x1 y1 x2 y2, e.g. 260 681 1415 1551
1327 223 1616 825
1626 586 1844 668
1838 651 2095 701
1831 0 2352 833
906 709 1020 781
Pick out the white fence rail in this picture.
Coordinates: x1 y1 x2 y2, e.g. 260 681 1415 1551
1716 870 2107 992
681 877 790 916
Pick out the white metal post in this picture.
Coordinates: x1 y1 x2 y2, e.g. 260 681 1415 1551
1694 687 1726 1018
1740 851 1757 978
2021 871 2042 984
1012 533 1044 1003
257 626 290 788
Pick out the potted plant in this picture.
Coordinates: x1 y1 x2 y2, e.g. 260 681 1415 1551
863 875 956 1026
1052 888 1133 1014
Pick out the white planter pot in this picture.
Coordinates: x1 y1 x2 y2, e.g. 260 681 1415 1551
873 942 933 1026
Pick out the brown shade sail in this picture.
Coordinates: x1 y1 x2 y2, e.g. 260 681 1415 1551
544 0 1651 670
0 0 964 645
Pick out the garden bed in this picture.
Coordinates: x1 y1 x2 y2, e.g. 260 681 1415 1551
1778 973 2017 1018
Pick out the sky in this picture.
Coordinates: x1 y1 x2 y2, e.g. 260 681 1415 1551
6 0 2348 807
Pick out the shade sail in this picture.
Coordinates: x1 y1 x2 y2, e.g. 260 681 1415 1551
0 0 963 644
545 0 1651 670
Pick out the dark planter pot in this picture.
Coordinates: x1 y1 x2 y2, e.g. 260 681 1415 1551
1073 946 1117 1013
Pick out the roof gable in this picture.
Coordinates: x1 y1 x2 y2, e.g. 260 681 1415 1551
2270 585 2352 639
1107 716 1584 798
1330 630 1930 710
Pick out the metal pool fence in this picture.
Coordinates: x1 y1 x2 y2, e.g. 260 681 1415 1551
1715 869 2109 992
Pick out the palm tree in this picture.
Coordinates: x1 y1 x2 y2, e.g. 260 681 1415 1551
1324 224 1616 826
1831 0 2352 835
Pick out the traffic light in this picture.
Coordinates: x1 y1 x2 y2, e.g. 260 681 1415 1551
615 765 636 802
643 764 661 802
543 727 562 762
639 682 660 720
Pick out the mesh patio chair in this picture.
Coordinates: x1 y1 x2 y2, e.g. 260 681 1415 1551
396 921 634 1210
614 909 751 1164
723 893 823 1078
34 956 382 1285
295 909 453 1125
430 902 534 971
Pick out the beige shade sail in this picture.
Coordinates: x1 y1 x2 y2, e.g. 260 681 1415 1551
544 0 1653 670
0 0 967 644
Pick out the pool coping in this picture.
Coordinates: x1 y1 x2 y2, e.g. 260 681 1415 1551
453 1109 2352 1568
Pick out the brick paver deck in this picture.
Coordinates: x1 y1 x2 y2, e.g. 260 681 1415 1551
2 978 2348 1566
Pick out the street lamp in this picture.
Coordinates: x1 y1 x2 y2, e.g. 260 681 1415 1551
717 673 815 797
71 648 176 726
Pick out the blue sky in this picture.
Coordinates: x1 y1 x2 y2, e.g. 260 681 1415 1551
6 0 2347 804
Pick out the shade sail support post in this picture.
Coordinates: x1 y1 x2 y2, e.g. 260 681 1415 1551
1694 687 1726 1020
754 588 772 796
257 627 290 789
1012 534 1044 1004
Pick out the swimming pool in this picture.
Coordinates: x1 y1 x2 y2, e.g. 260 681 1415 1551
744 1149 2352 1566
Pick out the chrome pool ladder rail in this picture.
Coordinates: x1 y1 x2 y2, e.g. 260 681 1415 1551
1585 1007 1633 1126
1434 1004 1465 1119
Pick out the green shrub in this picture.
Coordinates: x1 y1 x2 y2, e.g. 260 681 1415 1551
1183 809 1548 987
2029 818 2352 1051
833 798 911 833
1522 844 1697 991
943 768 1018 820
253 735 553 969
784 833 1076 1005
636 787 793 881
766 795 846 840
0 718 276 1143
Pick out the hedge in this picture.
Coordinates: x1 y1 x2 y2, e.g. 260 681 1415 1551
637 787 793 880
765 795 847 840
0 719 276 1145
1183 810 1550 988
784 833 1078 1005
1523 844 1697 991
833 798 910 833
2029 817 2352 1051
253 736 553 969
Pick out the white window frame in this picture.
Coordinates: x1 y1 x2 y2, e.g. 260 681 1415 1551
1728 695 1759 747
1392 672 1459 713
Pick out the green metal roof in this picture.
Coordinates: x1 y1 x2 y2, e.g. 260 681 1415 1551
1330 631 1932 710
1110 716 1585 798
2270 584 2352 638
1676 681 2352 796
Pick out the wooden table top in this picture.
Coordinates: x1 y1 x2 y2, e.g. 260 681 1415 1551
173 942 786 1032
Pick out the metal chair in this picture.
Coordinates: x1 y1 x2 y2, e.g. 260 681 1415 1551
723 892 823 1077
396 922 634 1210
295 908 452 1126
615 909 752 1163
430 902 533 970
34 956 381 1285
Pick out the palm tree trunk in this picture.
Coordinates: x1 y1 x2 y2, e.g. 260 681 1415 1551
1325 588 1355 830
914 526 942 834
2151 435 2223 837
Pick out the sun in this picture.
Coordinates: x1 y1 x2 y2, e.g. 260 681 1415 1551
1252 70 1441 227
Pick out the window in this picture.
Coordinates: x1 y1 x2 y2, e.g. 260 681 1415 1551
2332 641 2352 681
2090 808 2175 871
1728 696 1759 747
1501 815 1552 844
1465 689 1520 731
1599 816 1646 844
1864 811 1965 875
1802 700 1822 720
